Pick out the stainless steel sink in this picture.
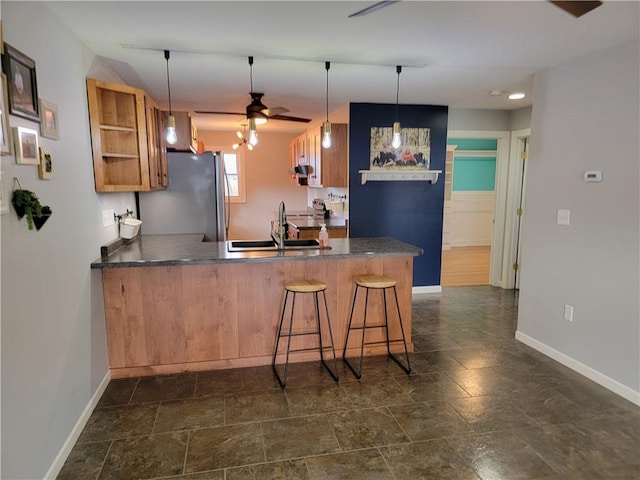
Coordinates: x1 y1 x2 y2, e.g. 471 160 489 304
226 239 323 252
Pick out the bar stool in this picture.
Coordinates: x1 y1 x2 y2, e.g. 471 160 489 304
343 274 411 379
272 279 339 388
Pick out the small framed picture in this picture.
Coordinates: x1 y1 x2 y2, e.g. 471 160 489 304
0 168 8 215
1 74 12 156
38 147 54 179
39 99 59 139
13 126 39 165
2 43 39 122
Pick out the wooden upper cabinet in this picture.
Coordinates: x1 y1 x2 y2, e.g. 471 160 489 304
86 78 166 192
309 123 348 188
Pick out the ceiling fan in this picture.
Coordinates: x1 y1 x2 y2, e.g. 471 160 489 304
196 56 311 124
348 0 603 19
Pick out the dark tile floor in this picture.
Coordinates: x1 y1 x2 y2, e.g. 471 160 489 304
58 286 640 480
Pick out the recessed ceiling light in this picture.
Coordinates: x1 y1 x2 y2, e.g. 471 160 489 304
508 92 526 100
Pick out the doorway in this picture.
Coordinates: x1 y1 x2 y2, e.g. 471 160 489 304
442 134 504 286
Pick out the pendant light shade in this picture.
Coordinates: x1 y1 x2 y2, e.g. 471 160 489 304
164 50 177 145
391 65 402 149
248 117 258 146
322 61 332 149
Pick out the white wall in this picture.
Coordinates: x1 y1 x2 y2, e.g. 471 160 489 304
517 41 639 401
448 108 511 131
1 3 135 478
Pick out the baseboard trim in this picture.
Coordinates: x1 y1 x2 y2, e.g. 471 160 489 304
44 370 111 480
413 285 442 294
515 330 640 406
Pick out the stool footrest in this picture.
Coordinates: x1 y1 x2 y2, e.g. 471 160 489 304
278 331 322 338
275 345 336 355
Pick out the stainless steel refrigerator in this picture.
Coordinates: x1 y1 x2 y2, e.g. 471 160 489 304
138 151 228 242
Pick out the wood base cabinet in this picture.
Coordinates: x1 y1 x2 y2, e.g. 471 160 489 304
101 256 413 378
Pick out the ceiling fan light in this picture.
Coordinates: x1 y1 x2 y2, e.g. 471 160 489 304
392 121 402 149
247 143 254 151
232 143 240 150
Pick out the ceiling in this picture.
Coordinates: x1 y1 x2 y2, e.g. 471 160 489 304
45 1 639 134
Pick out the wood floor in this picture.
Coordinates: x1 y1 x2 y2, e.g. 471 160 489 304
441 245 491 286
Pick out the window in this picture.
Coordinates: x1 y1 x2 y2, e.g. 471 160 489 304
223 151 246 203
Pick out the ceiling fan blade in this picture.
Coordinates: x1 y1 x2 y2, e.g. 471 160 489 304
195 110 246 116
549 1 602 17
348 0 400 18
269 114 311 123
265 106 290 117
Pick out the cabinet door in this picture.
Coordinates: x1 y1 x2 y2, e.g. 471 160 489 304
87 78 150 192
145 96 167 190
320 123 348 187
308 133 321 187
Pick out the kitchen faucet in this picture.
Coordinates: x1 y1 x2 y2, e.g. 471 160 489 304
274 201 286 250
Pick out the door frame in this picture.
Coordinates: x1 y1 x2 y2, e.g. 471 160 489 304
446 130 510 287
501 128 530 289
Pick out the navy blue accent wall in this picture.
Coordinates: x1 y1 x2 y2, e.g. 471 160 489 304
349 103 448 286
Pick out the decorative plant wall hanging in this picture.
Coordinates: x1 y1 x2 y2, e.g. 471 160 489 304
11 177 52 230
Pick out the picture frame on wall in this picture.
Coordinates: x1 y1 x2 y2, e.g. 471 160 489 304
2 43 40 122
39 99 59 139
38 147 54 180
1 74 12 156
13 126 39 165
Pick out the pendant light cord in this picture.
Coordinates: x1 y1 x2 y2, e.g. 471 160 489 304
164 50 172 115
325 61 330 122
249 56 254 92
395 65 401 122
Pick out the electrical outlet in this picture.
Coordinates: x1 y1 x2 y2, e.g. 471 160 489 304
108 209 115 226
102 210 110 227
563 304 574 322
557 209 571 226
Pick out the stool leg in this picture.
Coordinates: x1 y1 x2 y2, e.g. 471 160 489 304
318 290 339 382
387 286 411 375
343 284 364 379
272 290 289 382
272 291 297 388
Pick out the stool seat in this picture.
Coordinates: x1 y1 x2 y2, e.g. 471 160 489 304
285 279 327 293
354 275 397 289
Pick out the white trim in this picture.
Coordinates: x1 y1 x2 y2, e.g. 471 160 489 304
413 285 442 294
44 371 112 480
447 130 511 288
500 128 531 289
515 331 640 406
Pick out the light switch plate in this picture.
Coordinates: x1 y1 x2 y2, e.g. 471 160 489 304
557 209 570 226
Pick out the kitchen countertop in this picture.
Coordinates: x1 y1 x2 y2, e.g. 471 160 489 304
91 234 422 269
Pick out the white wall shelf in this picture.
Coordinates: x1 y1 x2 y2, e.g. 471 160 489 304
359 169 442 185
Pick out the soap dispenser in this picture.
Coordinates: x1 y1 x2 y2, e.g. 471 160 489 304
318 224 329 247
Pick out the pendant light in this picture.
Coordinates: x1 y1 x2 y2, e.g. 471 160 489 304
232 125 254 151
391 65 402 149
248 117 258 146
164 50 177 145
322 61 332 149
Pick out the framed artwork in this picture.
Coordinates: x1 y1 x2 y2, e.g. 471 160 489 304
38 147 54 179
369 126 431 170
2 43 39 122
13 126 39 165
39 99 59 139
1 74 11 155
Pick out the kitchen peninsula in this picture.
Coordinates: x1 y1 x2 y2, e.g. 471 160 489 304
92 235 422 378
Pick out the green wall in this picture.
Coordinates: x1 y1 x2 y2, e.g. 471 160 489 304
448 138 497 191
